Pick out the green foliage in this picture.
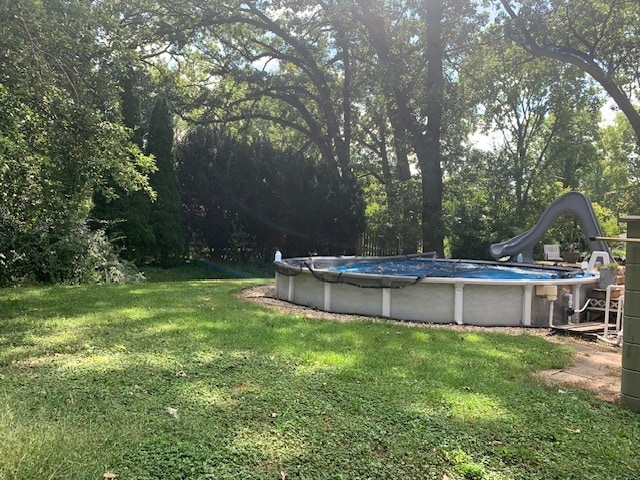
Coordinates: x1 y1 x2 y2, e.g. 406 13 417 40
146 97 187 267
586 113 640 218
92 191 157 264
444 150 517 260
91 70 157 266
176 126 365 258
445 449 487 480
2 0 640 283
0 2 154 206
0 211 143 287
93 96 186 268
460 24 603 218
1 280 639 479
0 0 154 286
361 177 422 254
591 203 622 238
498 0 640 143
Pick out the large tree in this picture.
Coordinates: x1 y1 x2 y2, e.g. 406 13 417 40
172 0 367 252
355 0 444 251
461 27 602 221
91 70 157 265
115 0 486 256
146 96 186 267
349 0 480 254
498 0 640 145
0 0 153 211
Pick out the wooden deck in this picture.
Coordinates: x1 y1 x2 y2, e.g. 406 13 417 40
552 322 614 334
552 322 623 344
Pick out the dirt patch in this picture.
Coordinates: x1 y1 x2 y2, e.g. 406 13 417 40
240 285 622 403
534 337 621 403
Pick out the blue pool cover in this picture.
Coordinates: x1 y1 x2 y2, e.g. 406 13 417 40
328 259 589 280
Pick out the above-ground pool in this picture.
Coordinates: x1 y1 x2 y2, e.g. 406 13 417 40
274 254 598 327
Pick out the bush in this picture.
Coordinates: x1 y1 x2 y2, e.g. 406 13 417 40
0 210 143 287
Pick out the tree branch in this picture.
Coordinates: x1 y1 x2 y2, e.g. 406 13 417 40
499 0 640 144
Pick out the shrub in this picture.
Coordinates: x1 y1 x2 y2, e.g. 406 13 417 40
0 209 143 287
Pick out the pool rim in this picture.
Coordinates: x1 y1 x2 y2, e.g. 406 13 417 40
274 254 598 287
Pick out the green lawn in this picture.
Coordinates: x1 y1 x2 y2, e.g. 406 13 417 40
1 277 639 480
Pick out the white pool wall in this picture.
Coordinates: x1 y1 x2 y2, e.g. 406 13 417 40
275 264 597 327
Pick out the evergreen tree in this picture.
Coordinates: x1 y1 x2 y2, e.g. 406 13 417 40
91 71 156 265
146 96 186 267
176 126 363 259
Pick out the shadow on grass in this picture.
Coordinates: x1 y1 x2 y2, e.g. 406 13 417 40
142 259 274 283
1 280 639 479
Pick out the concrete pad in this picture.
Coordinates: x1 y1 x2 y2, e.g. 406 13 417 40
536 338 622 403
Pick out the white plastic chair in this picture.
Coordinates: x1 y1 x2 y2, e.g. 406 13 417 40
543 245 563 261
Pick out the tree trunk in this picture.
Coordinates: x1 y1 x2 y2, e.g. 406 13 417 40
387 105 413 181
357 0 445 255
419 0 445 256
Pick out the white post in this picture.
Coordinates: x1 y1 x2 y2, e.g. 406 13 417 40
324 282 332 311
522 284 533 326
454 283 464 324
572 283 581 323
382 288 391 317
288 276 295 302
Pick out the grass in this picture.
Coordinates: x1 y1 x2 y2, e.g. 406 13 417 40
1 271 639 479
141 259 273 282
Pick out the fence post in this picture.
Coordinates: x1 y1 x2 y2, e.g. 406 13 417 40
620 216 640 412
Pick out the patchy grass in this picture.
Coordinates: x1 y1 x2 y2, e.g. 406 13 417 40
1 276 639 480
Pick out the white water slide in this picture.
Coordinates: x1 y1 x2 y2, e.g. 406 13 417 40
489 192 611 263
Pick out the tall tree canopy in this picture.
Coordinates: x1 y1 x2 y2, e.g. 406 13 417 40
146 96 186 267
498 0 640 144
177 126 361 257
123 0 485 255
461 26 602 221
